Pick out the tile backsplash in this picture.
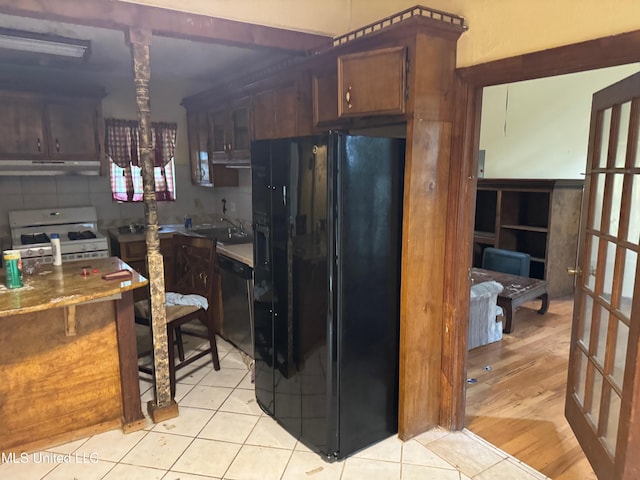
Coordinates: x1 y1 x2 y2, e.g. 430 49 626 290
0 164 253 249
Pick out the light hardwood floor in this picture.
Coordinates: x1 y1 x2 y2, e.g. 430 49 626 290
465 296 597 480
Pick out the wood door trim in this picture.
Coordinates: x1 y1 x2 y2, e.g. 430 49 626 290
457 30 640 87
439 73 481 429
446 28 640 431
0 0 330 52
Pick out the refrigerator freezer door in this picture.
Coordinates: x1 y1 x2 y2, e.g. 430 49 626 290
252 139 275 415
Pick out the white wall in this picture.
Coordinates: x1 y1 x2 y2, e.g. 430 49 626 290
479 63 640 178
121 0 640 68
346 0 640 67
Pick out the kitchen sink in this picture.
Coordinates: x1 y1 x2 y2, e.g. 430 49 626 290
217 232 254 245
190 226 253 245
191 226 234 237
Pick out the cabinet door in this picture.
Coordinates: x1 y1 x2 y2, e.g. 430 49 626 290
46 98 101 159
0 93 46 158
273 85 298 139
337 46 407 117
209 109 228 160
253 84 298 140
229 100 250 159
253 90 276 140
313 72 338 125
186 110 212 186
211 164 239 187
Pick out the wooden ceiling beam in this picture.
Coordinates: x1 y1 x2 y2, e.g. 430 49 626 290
457 29 640 87
0 0 331 52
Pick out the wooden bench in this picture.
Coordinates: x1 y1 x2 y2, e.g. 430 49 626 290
471 267 549 333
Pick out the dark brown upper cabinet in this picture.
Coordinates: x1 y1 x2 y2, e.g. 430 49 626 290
337 47 407 118
0 92 46 158
0 91 102 162
312 71 339 126
186 109 213 186
209 98 251 162
186 108 239 188
253 81 299 140
46 97 102 160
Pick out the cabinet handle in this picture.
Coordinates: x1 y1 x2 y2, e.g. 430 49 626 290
55 138 60 152
37 138 41 152
345 86 353 109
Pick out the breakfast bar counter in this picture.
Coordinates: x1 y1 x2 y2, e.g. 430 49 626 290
0 257 148 453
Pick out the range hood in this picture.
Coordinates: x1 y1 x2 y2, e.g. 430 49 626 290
210 157 251 169
0 159 101 176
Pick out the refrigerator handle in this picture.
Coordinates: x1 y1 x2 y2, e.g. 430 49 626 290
282 185 287 207
255 224 270 268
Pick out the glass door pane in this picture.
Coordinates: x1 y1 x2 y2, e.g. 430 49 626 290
620 250 637 318
590 174 605 232
604 389 622 455
601 241 617 303
614 102 631 168
612 321 628 389
594 306 609 367
608 174 624 236
586 235 599 292
628 176 640 245
597 108 612 169
587 368 604 428
578 294 594 347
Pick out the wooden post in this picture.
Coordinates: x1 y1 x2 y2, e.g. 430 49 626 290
398 32 459 440
127 28 178 421
439 74 480 430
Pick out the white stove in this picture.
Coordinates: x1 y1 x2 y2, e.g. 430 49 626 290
9 206 109 264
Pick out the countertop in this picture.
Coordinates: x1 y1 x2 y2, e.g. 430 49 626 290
108 225 254 268
217 243 253 267
0 257 148 317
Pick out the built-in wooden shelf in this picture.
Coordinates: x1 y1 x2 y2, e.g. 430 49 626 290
473 179 584 298
501 224 549 233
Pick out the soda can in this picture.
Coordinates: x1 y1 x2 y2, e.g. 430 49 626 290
3 249 23 289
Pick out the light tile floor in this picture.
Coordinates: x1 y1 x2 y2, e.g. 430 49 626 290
0 338 550 479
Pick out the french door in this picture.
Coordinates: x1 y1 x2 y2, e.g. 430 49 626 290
566 72 640 479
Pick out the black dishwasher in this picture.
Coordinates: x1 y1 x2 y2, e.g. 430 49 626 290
217 254 254 357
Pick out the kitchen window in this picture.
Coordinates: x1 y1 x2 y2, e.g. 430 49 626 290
105 118 177 202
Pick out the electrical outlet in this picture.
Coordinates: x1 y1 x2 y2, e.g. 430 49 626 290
228 201 236 212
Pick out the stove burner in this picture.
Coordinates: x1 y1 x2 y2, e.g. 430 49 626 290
68 230 97 241
21 233 50 245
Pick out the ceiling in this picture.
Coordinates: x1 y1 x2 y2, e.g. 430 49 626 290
0 12 300 96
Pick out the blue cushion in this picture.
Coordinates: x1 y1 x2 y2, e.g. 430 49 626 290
482 247 531 277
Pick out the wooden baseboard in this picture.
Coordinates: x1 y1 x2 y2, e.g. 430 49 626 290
2 419 121 455
122 417 147 434
147 399 179 423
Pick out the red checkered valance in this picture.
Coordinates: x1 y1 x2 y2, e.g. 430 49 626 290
104 118 177 168
105 118 177 202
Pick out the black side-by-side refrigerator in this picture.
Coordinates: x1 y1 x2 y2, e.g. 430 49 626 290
251 133 404 460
